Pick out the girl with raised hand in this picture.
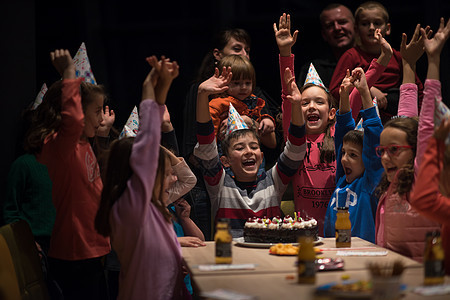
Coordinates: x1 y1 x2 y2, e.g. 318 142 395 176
274 13 336 234
374 19 450 261
29 49 110 299
95 56 191 299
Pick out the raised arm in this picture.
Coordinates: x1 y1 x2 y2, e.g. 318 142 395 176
351 68 373 111
50 49 76 80
400 24 428 84
282 67 304 127
197 67 232 123
416 18 450 171
274 13 298 57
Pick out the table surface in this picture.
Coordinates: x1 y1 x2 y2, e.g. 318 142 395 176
182 237 449 299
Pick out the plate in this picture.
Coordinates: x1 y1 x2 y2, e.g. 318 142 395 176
234 236 323 249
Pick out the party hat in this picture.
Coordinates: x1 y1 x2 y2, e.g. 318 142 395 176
304 63 327 91
30 83 48 110
73 42 97 84
354 97 380 131
434 97 450 145
119 106 139 139
226 103 249 136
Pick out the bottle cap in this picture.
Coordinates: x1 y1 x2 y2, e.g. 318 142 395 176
337 207 349 211
426 230 441 238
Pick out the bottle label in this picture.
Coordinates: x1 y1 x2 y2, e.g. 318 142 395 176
298 260 316 277
336 229 351 243
216 241 232 258
424 260 445 278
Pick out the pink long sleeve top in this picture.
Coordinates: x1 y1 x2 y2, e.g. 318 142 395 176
375 80 441 261
110 99 188 300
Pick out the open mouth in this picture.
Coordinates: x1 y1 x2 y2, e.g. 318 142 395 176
307 114 320 123
242 159 256 167
344 167 352 175
386 166 397 174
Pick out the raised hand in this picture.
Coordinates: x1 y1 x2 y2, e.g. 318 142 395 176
198 67 232 96
146 55 179 105
400 24 430 67
273 13 299 57
283 67 301 105
97 106 115 137
374 28 393 67
339 69 352 114
351 67 369 92
422 17 450 58
50 49 75 79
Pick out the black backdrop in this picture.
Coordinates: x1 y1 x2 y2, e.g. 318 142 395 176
1 0 449 223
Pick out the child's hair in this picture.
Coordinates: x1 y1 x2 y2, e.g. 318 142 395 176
95 142 172 237
374 116 418 197
196 28 251 83
217 54 256 91
300 83 337 164
24 80 106 154
221 128 260 157
343 130 364 148
355 1 389 25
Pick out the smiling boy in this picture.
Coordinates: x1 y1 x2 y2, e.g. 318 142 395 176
194 67 306 237
324 68 383 243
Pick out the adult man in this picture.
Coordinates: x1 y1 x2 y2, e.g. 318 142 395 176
298 4 355 88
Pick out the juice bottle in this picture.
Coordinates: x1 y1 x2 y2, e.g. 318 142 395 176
215 219 232 264
297 236 316 284
424 231 445 285
335 207 351 248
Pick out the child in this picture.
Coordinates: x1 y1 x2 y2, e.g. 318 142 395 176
323 67 383 243
329 1 424 122
194 66 306 237
210 54 277 150
411 115 450 275
27 49 110 299
95 56 191 299
373 19 449 261
274 13 337 234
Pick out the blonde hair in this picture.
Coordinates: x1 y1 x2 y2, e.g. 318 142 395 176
217 54 256 91
355 1 389 24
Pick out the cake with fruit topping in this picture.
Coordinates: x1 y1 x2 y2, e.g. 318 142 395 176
243 214 318 243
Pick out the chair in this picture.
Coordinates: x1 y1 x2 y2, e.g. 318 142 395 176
0 234 21 299
0 220 49 300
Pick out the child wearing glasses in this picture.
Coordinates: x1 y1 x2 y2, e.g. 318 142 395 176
323 67 383 243
373 19 449 261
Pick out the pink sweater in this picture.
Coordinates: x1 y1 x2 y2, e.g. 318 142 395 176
280 55 336 233
110 100 188 300
39 78 110 260
375 80 441 261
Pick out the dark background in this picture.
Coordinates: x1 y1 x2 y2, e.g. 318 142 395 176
1 0 449 220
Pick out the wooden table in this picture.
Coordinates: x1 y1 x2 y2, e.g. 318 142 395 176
182 237 449 299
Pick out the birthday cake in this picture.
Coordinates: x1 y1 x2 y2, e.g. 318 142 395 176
243 215 318 243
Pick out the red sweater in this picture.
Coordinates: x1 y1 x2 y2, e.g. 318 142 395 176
330 46 424 113
411 136 449 275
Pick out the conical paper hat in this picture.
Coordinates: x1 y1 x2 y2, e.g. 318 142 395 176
354 97 380 131
226 103 249 136
119 106 139 139
304 63 327 91
31 83 48 110
73 42 97 84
